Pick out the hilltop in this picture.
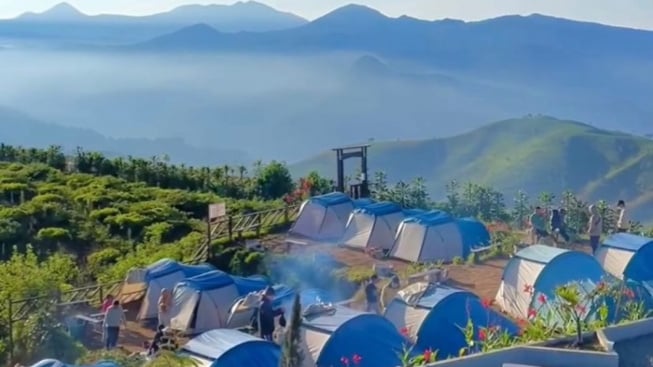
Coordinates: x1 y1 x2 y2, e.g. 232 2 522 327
290 116 653 222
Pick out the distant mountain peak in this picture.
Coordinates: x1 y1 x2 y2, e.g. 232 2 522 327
313 3 388 25
20 2 85 20
175 23 221 36
232 1 272 9
142 23 222 49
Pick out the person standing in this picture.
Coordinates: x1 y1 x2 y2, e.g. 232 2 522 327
158 288 172 328
616 200 629 233
258 287 284 341
365 275 381 314
588 204 603 253
103 300 126 350
529 207 548 243
550 209 570 244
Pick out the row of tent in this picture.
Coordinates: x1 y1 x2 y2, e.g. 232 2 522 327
108 258 521 366
38 283 519 367
289 192 491 262
123 258 325 335
495 233 653 322
48 236 653 367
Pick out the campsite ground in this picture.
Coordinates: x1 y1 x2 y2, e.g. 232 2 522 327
110 232 593 354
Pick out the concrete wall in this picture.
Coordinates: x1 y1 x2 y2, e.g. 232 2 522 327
428 346 618 367
597 317 653 350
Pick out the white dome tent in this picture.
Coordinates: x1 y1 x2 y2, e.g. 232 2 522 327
170 270 270 335
341 201 404 251
125 258 215 321
289 192 355 241
389 211 464 263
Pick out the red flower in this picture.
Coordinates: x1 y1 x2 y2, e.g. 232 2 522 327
576 304 587 314
481 298 494 308
596 281 606 291
527 308 537 319
523 284 534 294
623 288 635 299
340 357 350 366
399 327 410 338
352 354 362 365
478 328 487 341
537 294 547 304
423 349 433 362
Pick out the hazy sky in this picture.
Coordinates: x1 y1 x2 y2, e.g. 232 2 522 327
1 0 653 30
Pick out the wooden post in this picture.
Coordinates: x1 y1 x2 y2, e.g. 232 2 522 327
228 216 233 241
284 206 289 224
207 217 212 248
256 214 261 237
99 286 104 306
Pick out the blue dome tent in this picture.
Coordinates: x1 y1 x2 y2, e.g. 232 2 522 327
403 209 426 217
385 283 517 358
353 198 375 208
495 245 610 321
595 233 653 282
456 217 491 251
181 329 281 367
390 211 466 263
300 306 405 367
129 258 215 320
289 192 355 241
341 202 405 251
170 270 269 334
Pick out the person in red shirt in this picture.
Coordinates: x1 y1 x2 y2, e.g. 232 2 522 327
101 295 115 313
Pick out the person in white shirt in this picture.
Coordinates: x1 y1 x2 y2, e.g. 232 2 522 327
616 200 629 233
103 300 126 350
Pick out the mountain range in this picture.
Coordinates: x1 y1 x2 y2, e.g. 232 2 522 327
290 116 653 222
0 2 307 44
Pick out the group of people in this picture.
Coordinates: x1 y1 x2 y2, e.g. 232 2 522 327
529 200 630 253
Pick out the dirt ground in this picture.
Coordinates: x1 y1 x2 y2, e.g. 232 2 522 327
262 234 509 302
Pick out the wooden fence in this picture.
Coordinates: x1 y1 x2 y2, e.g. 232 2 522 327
2 204 301 362
190 204 300 263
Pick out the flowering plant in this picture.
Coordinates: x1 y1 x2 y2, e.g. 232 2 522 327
394 327 438 367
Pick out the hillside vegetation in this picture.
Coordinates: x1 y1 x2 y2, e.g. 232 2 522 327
0 144 296 281
291 116 653 222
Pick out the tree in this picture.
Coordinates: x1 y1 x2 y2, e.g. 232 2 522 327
407 177 431 209
35 227 72 256
280 294 303 367
305 171 332 196
538 192 555 209
257 161 294 200
444 180 461 216
512 190 531 229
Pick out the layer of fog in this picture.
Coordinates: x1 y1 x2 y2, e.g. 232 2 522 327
1 48 653 163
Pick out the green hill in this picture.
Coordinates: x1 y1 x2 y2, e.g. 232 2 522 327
290 116 653 222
